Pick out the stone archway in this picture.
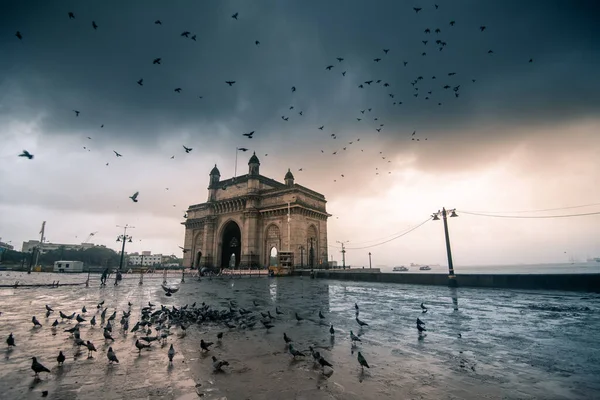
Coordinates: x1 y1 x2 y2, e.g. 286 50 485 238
220 220 241 268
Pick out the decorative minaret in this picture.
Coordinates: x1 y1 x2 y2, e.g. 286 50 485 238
208 164 220 201
284 168 294 187
248 152 260 176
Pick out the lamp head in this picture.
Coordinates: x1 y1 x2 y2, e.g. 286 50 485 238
116 237 121 242
128 238 133 243
432 214 440 221
450 210 458 218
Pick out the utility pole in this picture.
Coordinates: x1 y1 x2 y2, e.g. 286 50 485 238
336 240 349 269
432 208 458 287
116 224 134 271
368 252 372 269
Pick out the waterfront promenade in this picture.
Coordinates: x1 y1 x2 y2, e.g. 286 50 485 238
1 271 599 399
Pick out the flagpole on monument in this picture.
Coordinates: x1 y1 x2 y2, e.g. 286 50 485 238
235 147 249 178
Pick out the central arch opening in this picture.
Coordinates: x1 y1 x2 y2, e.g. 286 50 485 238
221 221 241 269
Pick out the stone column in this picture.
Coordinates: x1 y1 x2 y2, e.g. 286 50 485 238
202 217 216 268
320 218 328 268
183 226 194 268
242 209 260 268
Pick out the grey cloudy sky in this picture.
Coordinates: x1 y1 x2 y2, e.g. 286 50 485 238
1 0 599 266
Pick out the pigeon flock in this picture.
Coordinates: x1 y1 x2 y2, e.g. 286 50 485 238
5 284 435 392
11 3 534 208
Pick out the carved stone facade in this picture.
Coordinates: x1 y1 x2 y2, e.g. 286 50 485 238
182 153 330 269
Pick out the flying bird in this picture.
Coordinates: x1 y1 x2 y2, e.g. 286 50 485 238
113 151 122 157
191 34 196 41
238 147 248 151
183 145 192 153
18 150 34 160
174 88 182 93
154 20 162 25
374 58 381 62
480 26 486 32
336 57 344 62
291 86 296 92
318 126 324 130
137 79 143 86
129 192 139 203
326 65 334 70
153 58 161 64
15 31 22 40
92 21 98 30
342 71 346 76
181 31 190 37
225 81 236 86
413 7 422 13
162 284 179 296
231 12 238 19
212 356 229 371
73 110 80 117
243 131 255 138
68 12 75 19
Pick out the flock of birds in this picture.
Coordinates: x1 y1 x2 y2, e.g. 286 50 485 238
12 3 533 211
5 282 435 394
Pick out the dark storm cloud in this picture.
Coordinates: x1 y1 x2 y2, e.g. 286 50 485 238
2 0 599 154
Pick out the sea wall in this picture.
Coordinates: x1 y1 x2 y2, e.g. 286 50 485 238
294 270 600 292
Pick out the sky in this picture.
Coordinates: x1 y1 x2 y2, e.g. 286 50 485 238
1 0 599 267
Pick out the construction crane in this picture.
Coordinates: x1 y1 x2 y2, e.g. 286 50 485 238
84 232 98 244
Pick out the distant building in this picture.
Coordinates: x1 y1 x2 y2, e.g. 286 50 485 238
127 251 164 266
0 241 14 251
21 240 95 254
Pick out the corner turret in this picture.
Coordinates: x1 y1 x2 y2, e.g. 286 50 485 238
248 152 260 176
284 168 294 186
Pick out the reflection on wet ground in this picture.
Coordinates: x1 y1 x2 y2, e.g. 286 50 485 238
1 271 599 399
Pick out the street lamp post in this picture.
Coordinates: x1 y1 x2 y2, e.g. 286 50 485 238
336 240 349 269
299 245 304 268
116 224 135 271
368 252 372 269
432 208 458 286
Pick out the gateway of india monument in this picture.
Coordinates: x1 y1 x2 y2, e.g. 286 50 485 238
182 152 330 270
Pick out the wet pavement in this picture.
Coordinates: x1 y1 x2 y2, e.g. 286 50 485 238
1 271 599 400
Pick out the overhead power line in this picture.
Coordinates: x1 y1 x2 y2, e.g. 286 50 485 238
457 210 600 219
462 202 600 214
331 217 432 250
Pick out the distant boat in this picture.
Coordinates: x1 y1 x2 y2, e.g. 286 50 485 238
411 263 440 267
419 265 432 271
586 257 600 263
393 266 408 272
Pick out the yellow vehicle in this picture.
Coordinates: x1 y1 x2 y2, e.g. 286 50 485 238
268 251 294 276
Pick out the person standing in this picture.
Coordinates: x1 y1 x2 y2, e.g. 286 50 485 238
100 268 109 286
